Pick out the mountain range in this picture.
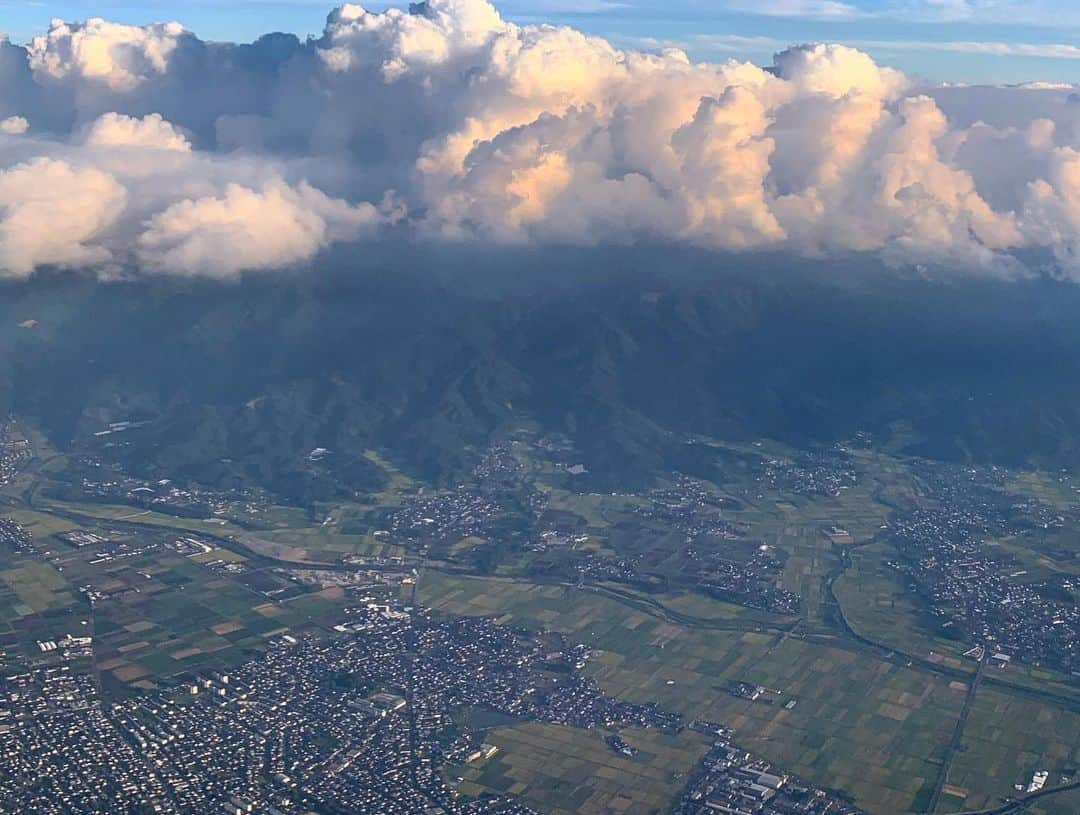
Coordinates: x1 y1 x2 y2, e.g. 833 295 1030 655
4 248 1080 501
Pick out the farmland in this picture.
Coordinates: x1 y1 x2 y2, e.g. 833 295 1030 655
451 723 709 815
0 489 351 691
420 569 1080 815
2 429 1080 815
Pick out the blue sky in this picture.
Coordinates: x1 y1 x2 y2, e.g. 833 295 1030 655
5 0 1080 84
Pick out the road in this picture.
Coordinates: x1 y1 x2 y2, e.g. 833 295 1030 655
14 466 1080 815
926 655 988 813
953 778 1080 814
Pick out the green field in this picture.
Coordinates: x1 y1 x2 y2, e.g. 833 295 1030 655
941 688 1080 813
833 540 970 661
420 570 1080 815
452 722 708 815
0 500 347 686
1 561 74 613
3 434 1080 815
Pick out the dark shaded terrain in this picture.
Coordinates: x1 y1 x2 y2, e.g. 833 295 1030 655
3 247 1080 502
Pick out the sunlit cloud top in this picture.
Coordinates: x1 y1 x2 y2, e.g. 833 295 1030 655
8 0 1080 83
3 0 1080 279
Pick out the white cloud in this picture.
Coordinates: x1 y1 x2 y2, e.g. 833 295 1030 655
726 0 860 19
852 39 1080 61
725 0 1080 26
138 181 385 277
28 17 187 91
773 43 907 99
1 0 1080 278
0 117 29 136
81 112 191 151
0 158 126 275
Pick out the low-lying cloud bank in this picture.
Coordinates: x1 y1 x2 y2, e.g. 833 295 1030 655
4 0 1080 278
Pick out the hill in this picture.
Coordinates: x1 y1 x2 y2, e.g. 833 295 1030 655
4 248 1080 501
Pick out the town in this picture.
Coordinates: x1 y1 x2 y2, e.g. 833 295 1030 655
674 722 863 815
0 421 31 488
0 423 1076 814
887 460 1080 675
0 599 851 814
381 441 800 613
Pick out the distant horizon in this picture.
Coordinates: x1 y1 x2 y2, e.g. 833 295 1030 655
7 0 1080 85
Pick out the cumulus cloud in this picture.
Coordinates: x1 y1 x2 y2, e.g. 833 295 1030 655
2 0 1080 278
28 17 187 91
772 43 906 99
81 112 191 151
0 158 126 274
138 181 385 277
0 117 29 136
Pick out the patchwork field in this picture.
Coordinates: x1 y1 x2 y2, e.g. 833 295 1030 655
940 688 1080 814
420 571 1080 815
0 501 353 690
833 540 970 661
3 437 1080 815
0 561 74 613
451 722 708 815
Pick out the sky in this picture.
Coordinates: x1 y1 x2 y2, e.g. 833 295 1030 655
6 0 1080 84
